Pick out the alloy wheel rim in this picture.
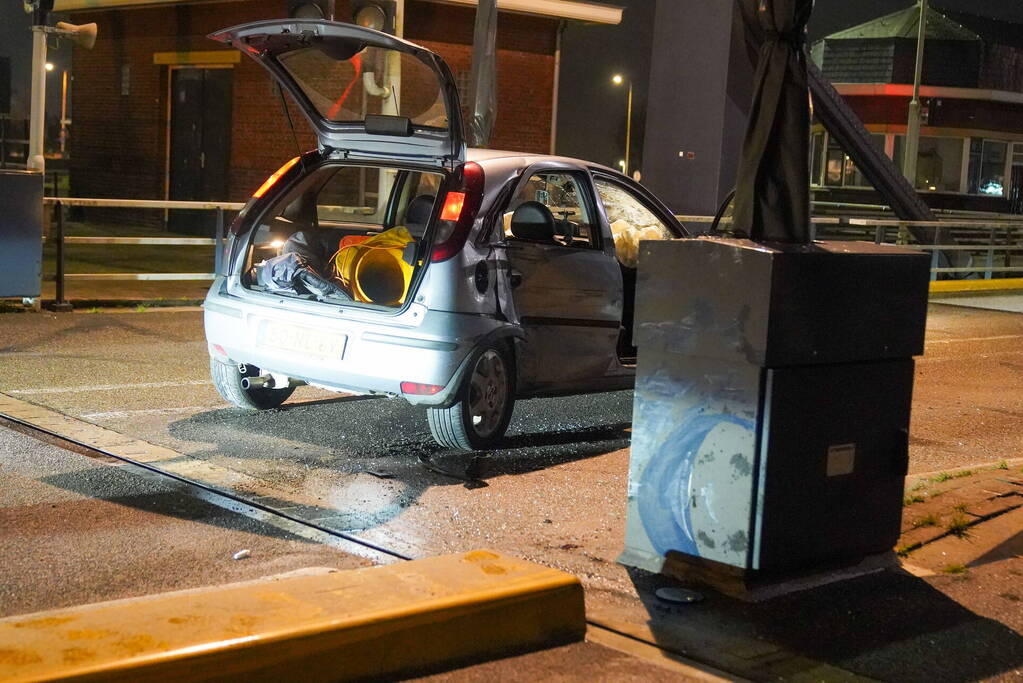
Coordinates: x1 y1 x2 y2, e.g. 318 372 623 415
468 349 507 439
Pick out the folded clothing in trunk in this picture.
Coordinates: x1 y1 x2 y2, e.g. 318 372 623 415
257 230 351 300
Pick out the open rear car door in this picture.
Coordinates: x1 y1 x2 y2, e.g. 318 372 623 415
210 19 465 167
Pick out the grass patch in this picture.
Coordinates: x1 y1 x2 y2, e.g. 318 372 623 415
951 501 970 514
930 472 953 483
995 460 1009 470
941 564 968 575
953 469 974 479
910 481 928 491
43 220 216 278
946 513 971 538
86 306 100 313
912 513 940 528
895 544 916 558
928 489 944 499
134 304 148 313
903 494 926 506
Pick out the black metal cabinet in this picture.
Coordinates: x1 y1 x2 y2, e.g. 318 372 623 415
0 170 42 299
621 237 931 586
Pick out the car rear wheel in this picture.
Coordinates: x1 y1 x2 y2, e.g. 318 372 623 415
209 357 295 410
427 344 514 451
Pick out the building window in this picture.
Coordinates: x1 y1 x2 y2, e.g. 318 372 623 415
968 139 1008 196
811 132 825 185
820 133 883 188
894 135 964 192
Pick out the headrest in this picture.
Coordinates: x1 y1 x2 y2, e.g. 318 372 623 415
510 201 555 243
405 194 435 229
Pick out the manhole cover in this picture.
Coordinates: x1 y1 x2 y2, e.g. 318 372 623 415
655 587 704 604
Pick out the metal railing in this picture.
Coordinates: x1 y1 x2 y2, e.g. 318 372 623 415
675 214 1023 281
37 201 1023 309
44 197 245 309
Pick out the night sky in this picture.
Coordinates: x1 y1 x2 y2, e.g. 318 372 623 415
556 0 1023 169
3 1 1022 164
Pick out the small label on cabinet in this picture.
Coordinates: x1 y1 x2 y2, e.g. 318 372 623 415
827 443 856 477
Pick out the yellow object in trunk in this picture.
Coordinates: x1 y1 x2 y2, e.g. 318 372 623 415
334 227 415 306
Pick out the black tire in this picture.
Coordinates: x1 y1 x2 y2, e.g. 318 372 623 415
427 344 514 451
209 357 295 410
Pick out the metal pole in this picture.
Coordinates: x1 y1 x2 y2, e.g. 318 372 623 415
986 227 995 280
52 201 73 311
903 0 927 187
59 69 69 156
625 82 633 176
28 26 48 173
215 208 225 275
549 22 564 155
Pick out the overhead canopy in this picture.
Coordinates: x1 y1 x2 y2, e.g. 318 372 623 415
54 0 623 25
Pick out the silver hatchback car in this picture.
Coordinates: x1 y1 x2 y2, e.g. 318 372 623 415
203 19 687 450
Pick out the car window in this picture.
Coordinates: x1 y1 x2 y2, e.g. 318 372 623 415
593 176 674 268
317 165 386 225
504 171 598 248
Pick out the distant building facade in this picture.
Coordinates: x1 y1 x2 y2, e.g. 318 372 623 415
811 5 1023 213
61 0 620 226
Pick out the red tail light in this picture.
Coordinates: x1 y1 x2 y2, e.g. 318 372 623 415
439 191 466 221
401 381 444 395
431 162 485 262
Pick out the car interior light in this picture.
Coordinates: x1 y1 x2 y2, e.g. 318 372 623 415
401 381 444 395
253 157 300 199
440 191 466 221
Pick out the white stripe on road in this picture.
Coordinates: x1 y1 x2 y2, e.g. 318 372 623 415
5 380 212 395
925 334 1023 345
81 405 214 421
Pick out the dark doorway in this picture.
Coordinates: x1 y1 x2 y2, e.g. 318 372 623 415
168 67 232 235
1010 165 1023 215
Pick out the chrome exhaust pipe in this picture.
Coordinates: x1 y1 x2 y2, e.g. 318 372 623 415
242 374 307 391
241 376 274 390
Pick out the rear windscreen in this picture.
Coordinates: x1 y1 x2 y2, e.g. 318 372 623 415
278 46 449 129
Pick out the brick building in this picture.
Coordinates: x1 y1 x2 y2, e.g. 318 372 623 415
58 0 620 227
810 4 1023 213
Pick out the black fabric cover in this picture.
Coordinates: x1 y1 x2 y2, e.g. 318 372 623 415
510 201 556 243
257 252 307 295
281 229 337 274
732 0 814 244
258 230 351 300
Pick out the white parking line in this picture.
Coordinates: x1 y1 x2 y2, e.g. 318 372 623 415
925 334 1023 345
81 406 214 421
4 380 212 395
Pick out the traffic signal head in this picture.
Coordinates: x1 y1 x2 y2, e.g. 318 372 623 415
287 0 334 20
23 0 54 26
351 1 396 34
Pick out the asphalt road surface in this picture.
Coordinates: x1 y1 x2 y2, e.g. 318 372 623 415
1 301 1020 564
0 425 371 619
2 302 1021 681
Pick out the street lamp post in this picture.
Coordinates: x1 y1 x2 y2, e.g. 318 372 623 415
903 0 928 188
28 25 49 172
612 74 633 176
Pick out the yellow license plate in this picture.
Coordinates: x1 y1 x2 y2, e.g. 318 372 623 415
259 320 347 359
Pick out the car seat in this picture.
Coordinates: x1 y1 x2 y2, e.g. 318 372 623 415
404 194 435 237
510 201 556 243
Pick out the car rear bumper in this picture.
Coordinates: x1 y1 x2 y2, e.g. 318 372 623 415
203 282 507 406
